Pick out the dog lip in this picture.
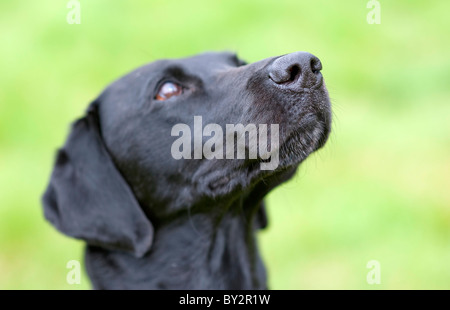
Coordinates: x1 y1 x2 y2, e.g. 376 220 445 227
206 158 270 193
205 116 330 193
208 175 230 191
206 160 254 192
277 112 330 163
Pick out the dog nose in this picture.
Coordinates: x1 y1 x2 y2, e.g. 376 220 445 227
268 52 322 90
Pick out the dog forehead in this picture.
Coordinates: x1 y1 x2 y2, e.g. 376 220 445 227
142 51 239 74
183 51 239 66
101 51 239 99
106 51 237 88
96 51 241 119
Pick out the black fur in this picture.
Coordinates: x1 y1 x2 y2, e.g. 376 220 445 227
42 51 331 289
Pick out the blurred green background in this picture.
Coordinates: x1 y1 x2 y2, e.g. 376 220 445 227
1 0 449 289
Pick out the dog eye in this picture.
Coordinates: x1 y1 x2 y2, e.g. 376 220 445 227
155 82 183 101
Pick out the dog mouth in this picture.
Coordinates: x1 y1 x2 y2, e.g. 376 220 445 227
206 112 330 194
279 113 330 163
202 77 332 196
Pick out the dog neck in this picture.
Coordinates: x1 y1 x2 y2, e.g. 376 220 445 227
84 197 267 289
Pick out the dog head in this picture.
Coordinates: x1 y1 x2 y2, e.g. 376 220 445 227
42 51 331 257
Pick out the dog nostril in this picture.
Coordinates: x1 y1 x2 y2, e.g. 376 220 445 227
310 58 322 74
288 65 301 82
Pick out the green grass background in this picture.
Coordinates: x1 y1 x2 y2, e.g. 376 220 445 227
0 0 449 289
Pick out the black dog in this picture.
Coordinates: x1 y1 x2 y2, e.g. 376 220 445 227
42 51 331 289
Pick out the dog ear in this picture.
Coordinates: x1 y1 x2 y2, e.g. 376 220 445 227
42 103 154 258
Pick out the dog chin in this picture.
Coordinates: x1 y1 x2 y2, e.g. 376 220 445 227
201 110 331 198
280 120 329 164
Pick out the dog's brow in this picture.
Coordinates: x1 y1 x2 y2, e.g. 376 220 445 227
159 65 204 91
161 65 203 84
162 65 188 78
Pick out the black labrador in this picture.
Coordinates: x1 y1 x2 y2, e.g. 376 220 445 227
42 51 331 289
